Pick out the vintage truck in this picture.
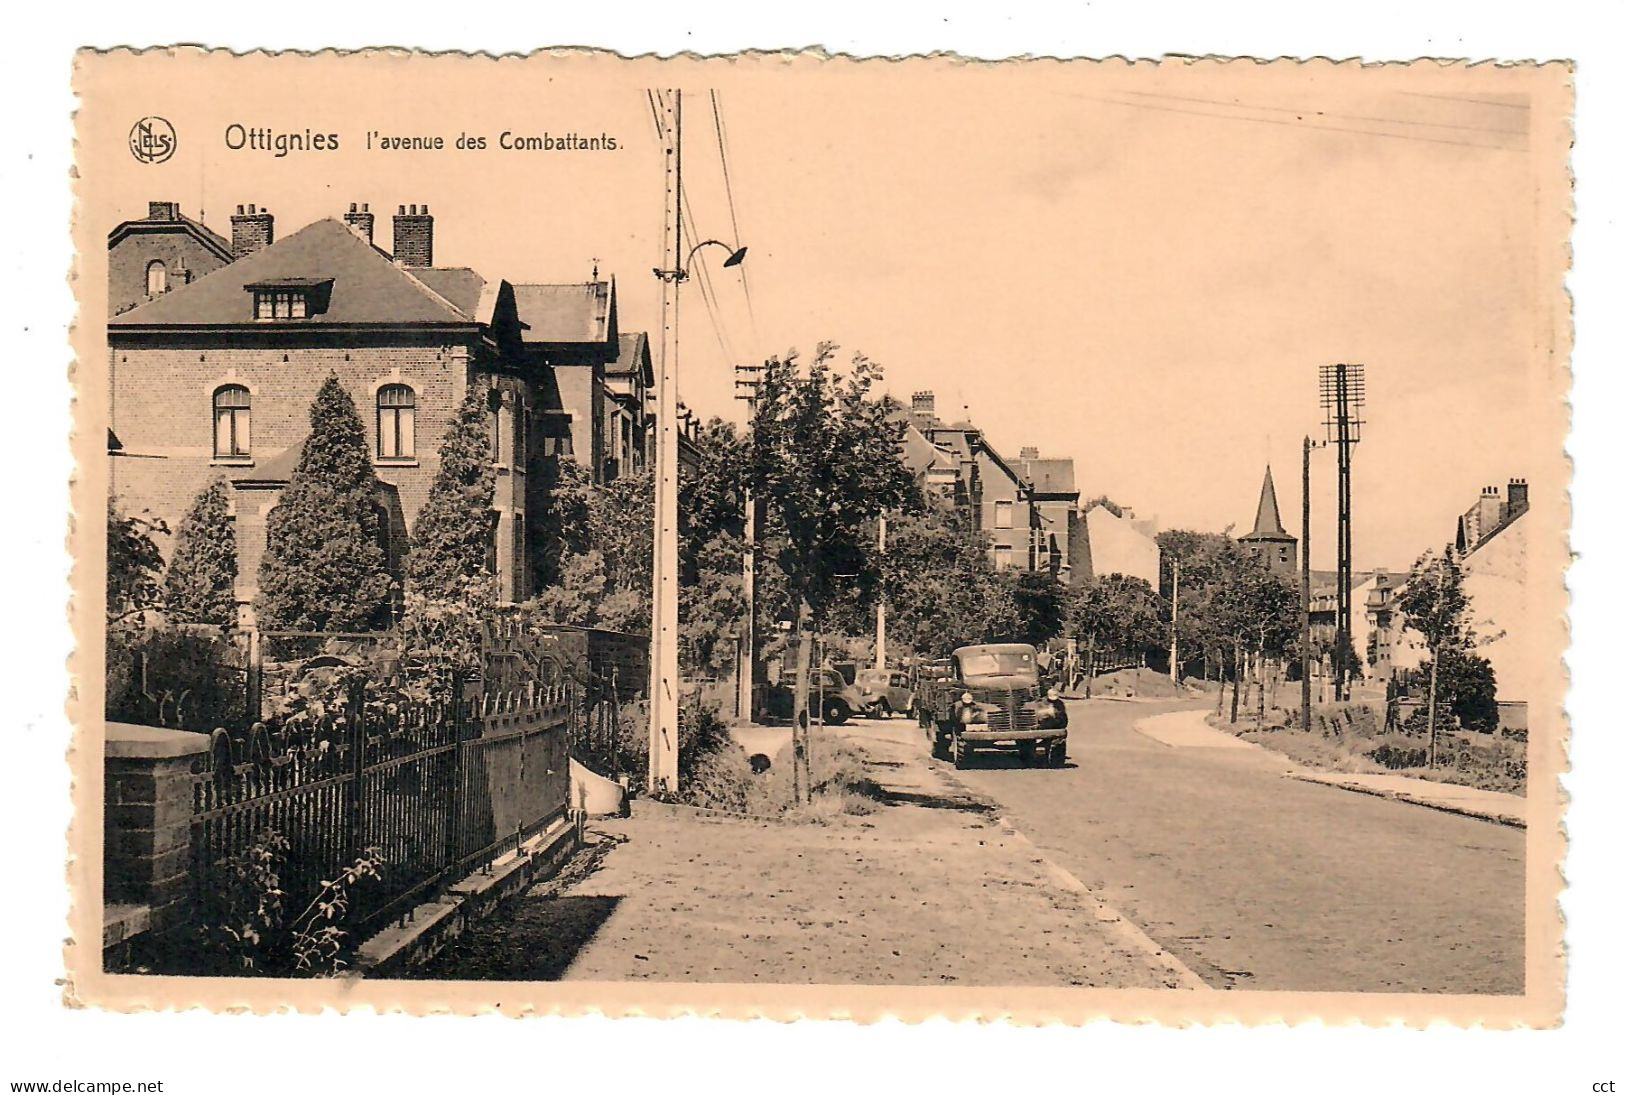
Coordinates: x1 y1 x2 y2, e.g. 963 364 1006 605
914 642 1068 769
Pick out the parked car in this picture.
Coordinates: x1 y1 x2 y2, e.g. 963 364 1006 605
914 642 1068 768
857 668 913 718
763 667 867 726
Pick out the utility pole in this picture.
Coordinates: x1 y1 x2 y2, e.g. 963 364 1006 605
734 360 763 723
1319 363 1365 704
647 88 683 794
875 513 888 669
1300 434 1312 734
1169 557 1180 684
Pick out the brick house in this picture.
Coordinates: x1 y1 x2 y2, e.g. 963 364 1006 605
108 201 235 317
897 389 1085 578
108 201 635 620
899 391 1081 583
1017 447 1085 585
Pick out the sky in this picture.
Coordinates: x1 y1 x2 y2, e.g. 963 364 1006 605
81 53 1570 573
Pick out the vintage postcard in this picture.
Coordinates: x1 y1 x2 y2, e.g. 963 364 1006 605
69 49 1571 1025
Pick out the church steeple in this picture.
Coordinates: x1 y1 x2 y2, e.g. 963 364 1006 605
1249 465 1289 540
1239 465 1297 575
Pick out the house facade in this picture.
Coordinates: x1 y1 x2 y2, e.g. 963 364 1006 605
108 200 636 619
899 390 1082 583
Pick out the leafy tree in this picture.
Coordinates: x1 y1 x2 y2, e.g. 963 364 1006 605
1437 649 1499 733
527 466 653 636
1009 571 1069 648
406 389 497 601
256 376 394 632
748 343 916 802
531 550 610 626
1398 547 1477 763
533 456 596 588
1166 536 1295 722
107 497 167 627
1070 573 1165 694
880 503 1015 658
164 478 238 629
680 532 750 675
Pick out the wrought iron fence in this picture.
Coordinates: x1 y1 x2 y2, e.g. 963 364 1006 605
190 673 574 938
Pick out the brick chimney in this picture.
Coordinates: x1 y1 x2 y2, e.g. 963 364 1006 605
1506 477 1529 517
344 202 375 244
393 203 433 267
147 201 180 221
230 204 274 259
911 391 936 419
1020 446 1040 462
1476 484 1505 535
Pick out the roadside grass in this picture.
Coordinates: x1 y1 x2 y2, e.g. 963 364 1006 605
682 732 877 822
1208 707 1527 795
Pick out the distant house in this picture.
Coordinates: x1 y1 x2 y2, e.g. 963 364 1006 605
511 278 622 485
1361 478 1534 701
896 390 1082 583
603 331 654 481
1081 504 1160 586
1459 479 1534 702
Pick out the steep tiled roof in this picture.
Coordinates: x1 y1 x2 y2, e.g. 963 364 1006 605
513 281 613 345
1241 465 1294 542
411 267 487 318
108 213 234 263
609 331 654 384
110 219 475 327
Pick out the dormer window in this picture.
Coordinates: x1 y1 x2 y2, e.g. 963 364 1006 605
244 277 333 321
256 289 306 319
145 260 167 296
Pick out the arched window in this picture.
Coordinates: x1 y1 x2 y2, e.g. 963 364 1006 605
377 384 416 460
145 260 167 296
212 385 251 458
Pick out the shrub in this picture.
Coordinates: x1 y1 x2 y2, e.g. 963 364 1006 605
106 626 249 732
406 389 497 601
257 376 395 631
164 478 238 628
195 829 385 976
107 497 167 625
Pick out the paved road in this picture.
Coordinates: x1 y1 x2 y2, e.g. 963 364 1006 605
849 699 1525 993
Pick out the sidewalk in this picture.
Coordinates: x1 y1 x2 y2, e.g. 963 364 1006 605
1137 709 1527 828
1288 770 1527 828
407 727 1197 987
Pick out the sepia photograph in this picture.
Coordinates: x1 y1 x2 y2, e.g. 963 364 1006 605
69 48 1571 1027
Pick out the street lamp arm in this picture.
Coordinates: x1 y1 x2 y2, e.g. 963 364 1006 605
655 239 748 283
685 238 748 273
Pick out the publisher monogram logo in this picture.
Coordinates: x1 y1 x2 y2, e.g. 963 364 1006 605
128 116 177 164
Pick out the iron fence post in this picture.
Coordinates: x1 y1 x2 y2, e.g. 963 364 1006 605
346 676 367 863
447 669 467 870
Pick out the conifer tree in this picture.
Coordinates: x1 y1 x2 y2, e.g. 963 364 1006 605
164 477 238 628
256 376 394 631
406 388 498 599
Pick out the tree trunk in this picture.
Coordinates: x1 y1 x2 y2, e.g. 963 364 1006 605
1426 650 1440 769
1229 639 1242 724
790 597 814 804
1257 650 1267 724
